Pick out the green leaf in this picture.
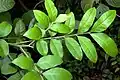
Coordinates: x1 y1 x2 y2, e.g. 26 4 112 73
106 0 120 7
12 55 34 70
91 10 116 32
21 71 43 80
8 72 22 80
36 39 48 56
0 12 11 23
23 25 42 40
0 21 12 37
55 14 68 23
37 55 63 69
51 23 71 34
0 39 9 57
0 0 15 13
65 38 83 61
1 63 17 75
65 12 75 33
91 33 118 57
77 36 97 63
78 8 96 33
43 68 72 80
50 39 63 58
14 19 26 36
45 0 58 22
33 10 49 29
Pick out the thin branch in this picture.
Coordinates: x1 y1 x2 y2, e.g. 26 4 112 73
19 47 29 58
33 0 44 9
18 0 29 11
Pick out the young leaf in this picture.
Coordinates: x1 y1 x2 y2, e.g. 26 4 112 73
33 10 49 29
55 14 68 23
43 68 72 80
65 12 75 33
0 39 9 57
37 55 63 69
77 36 97 63
21 71 43 80
91 33 118 57
14 19 26 36
78 8 96 33
45 0 58 22
36 39 48 56
50 23 71 34
50 39 63 58
23 26 42 40
8 72 22 80
91 10 116 32
0 21 12 37
65 38 83 61
12 55 34 71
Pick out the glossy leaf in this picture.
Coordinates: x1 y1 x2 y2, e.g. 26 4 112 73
45 0 58 22
33 10 49 29
65 38 83 61
8 72 22 80
50 39 63 58
91 10 116 32
50 23 71 34
21 71 43 80
55 14 68 23
23 26 42 40
36 39 48 56
77 36 97 63
91 33 118 57
43 68 72 80
0 21 12 37
12 55 34 70
0 39 9 57
106 0 120 7
0 0 15 13
78 8 96 33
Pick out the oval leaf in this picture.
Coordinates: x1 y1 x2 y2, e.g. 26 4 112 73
77 36 97 63
45 0 58 22
106 0 120 7
91 33 118 57
12 55 34 70
78 8 96 33
65 38 83 61
0 21 12 37
8 72 22 80
91 10 116 32
43 68 72 80
50 39 63 58
0 39 9 57
23 26 42 40
33 10 49 29
36 39 48 56
55 14 68 23
37 55 63 69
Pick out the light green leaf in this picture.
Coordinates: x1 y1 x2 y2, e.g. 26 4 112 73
78 8 96 33
50 39 63 58
91 33 118 57
33 10 49 29
1 63 17 75
37 55 63 69
14 19 26 36
65 38 83 61
8 72 22 80
21 71 43 80
0 21 12 37
77 36 97 63
43 68 72 80
12 55 34 70
91 10 116 32
106 0 120 7
0 39 9 57
36 39 48 56
51 23 71 34
65 12 75 33
55 14 68 23
45 0 58 22
23 25 42 40
0 0 15 13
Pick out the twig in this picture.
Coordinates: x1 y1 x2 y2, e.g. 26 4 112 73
19 47 29 58
18 0 29 11
33 0 44 9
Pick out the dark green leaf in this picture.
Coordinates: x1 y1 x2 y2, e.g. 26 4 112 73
106 0 120 7
0 12 11 23
8 72 22 80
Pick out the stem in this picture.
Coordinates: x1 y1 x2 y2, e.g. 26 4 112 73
19 47 29 58
33 0 44 9
18 0 29 11
8 54 14 61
